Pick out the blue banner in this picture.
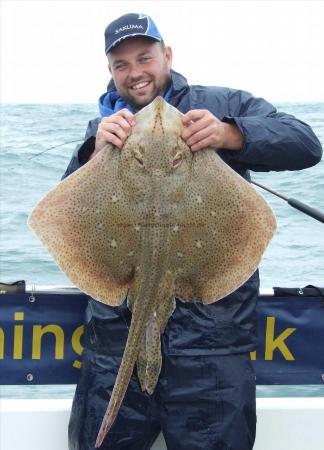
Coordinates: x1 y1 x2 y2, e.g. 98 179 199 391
0 291 323 385
252 295 324 384
0 292 87 384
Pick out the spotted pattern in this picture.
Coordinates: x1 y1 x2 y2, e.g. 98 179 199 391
28 97 276 446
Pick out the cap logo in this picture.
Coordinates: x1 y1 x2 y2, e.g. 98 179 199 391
114 24 144 35
105 14 162 54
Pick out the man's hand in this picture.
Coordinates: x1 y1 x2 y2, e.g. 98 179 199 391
181 109 243 152
90 109 135 159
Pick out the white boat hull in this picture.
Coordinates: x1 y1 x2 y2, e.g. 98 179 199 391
1 398 324 449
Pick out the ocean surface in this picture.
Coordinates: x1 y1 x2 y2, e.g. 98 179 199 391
0 102 323 399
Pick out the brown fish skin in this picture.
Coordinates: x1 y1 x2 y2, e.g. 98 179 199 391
28 97 276 448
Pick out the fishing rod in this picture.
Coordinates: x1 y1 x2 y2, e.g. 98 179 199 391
251 180 324 224
27 139 83 161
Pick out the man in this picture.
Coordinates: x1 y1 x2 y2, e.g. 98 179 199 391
64 13 322 450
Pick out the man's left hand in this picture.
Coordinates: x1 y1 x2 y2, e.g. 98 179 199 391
181 109 243 152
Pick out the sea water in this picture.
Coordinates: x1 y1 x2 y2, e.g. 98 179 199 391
0 102 323 399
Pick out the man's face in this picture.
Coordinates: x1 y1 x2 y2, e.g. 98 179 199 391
108 37 172 110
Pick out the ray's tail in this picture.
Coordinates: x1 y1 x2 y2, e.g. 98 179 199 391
95 280 155 448
95 224 174 448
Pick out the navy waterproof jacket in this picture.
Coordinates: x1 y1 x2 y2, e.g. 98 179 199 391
63 69 322 356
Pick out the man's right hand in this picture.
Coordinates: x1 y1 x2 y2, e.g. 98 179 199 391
90 109 135 159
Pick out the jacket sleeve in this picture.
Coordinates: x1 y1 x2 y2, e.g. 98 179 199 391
61 118 100 180
222 89 322 172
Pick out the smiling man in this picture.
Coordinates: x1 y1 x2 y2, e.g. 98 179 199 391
64 13 322 450
108 38 172 108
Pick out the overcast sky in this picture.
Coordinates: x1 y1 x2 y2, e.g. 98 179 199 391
1 0 324 103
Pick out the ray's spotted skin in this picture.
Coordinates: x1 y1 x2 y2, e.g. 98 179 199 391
28 97 276 447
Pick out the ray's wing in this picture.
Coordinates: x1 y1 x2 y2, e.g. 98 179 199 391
173 150 276 304
28 146 140 305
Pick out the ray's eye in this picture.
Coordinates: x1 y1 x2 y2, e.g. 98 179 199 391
135 156 144 167
172 152 183 168
133 148 144 168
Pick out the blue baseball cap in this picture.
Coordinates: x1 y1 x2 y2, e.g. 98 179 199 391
104 13 163 54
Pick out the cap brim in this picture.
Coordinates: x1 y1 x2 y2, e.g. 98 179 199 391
106 34 162 53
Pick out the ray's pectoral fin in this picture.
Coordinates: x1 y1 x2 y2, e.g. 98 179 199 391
173 150 276 304
28 146 139 305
